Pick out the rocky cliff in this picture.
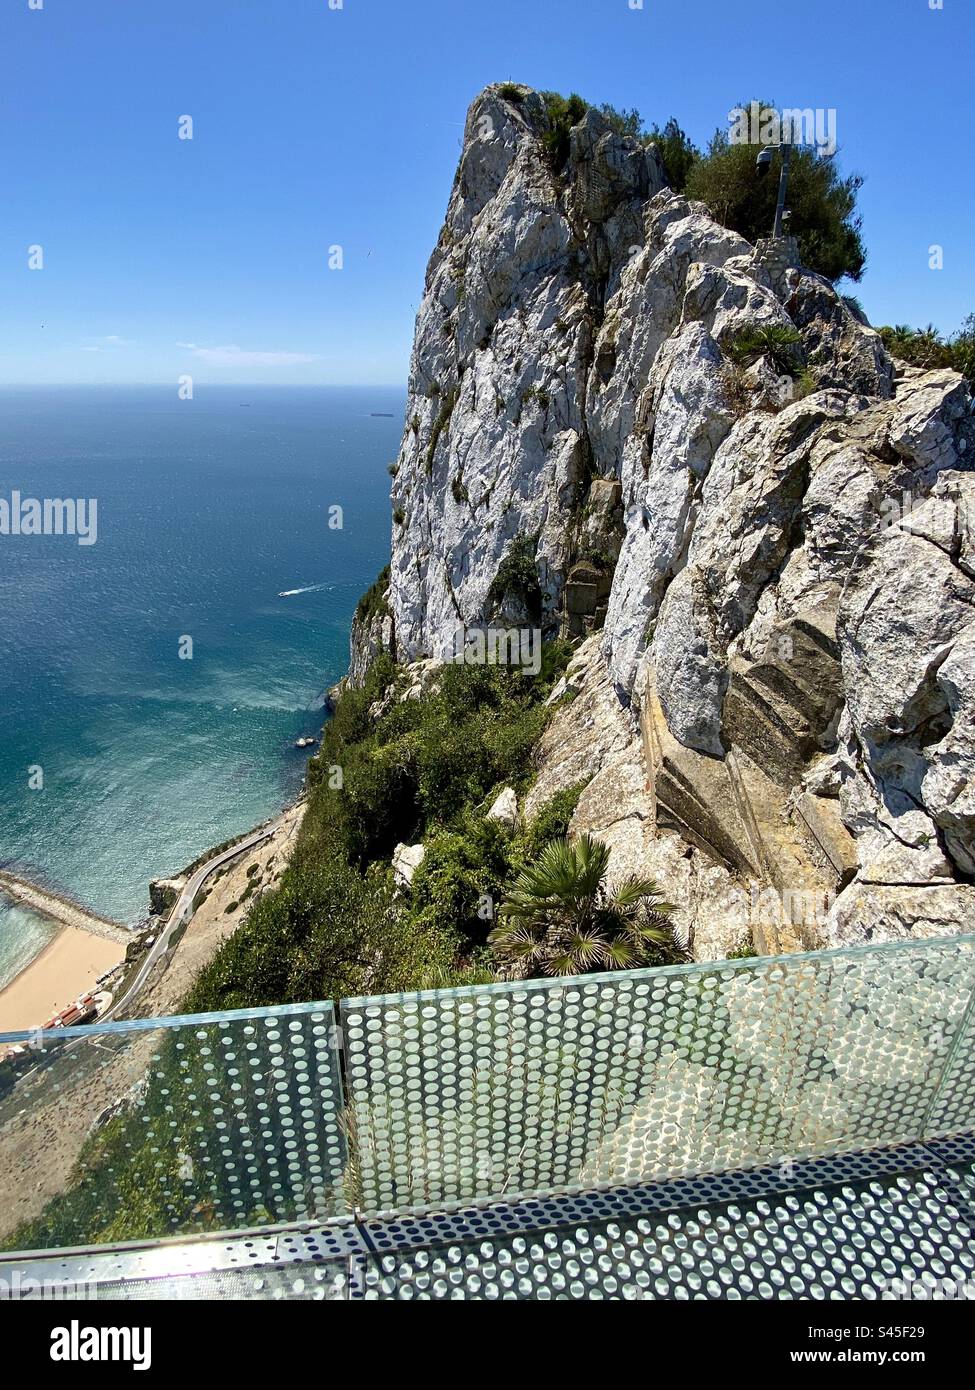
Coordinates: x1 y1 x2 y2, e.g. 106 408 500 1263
353 83 975 953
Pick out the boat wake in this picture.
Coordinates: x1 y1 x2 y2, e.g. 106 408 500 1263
277 583 333 598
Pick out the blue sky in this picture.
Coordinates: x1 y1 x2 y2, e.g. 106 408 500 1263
1 0 972 385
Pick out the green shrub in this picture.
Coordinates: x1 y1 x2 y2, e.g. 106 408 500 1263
720 363 751 418
185 853 458 1013
354 566 391 627
411 675 546 826
725 323 803 374
537 636 574 686
540 91 589 171
407 783 591 955
684 101 865 282
793 368 818 400
307 654 395 774
539 92 648 172
646 117 699 191
726 939 758 960
879 317 975 385
595 103 643 139
342 742 421 867
408 814 513 949
307 648 567 873
487 533 542 620
425 383 460 474
514 781 587 864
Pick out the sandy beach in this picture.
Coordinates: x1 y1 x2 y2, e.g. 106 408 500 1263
0 807 305 1241
0 926 123 1035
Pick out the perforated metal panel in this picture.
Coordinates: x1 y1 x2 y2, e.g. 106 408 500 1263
0 1003 347 1251
4 1137 974 1300
354 1164 975 1301
341 936 975 1216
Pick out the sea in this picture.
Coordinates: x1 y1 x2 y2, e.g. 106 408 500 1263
0 385 401 991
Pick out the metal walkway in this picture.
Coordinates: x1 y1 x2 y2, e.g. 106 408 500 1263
4 1134 974 1300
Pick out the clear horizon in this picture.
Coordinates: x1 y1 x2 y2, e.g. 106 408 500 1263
2 0 972 387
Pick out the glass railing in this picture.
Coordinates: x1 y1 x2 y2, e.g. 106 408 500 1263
2 933 975 1254
0 1003 347 1250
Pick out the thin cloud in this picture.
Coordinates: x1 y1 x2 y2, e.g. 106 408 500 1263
176 342 322 366
82 334 133 352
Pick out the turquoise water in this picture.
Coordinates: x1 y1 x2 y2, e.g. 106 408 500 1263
0 385 400 986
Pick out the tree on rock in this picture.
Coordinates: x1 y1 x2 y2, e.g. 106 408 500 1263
684 100 866 283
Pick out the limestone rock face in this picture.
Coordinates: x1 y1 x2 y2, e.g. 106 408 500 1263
603 321 735 700
652 564 727 756
825 882 975 946
392 843 426 888
349 602 394 689
834 473 975 897
388 85 664 661
355 84 975 950
787 273 894 398
524 636 740 960
486 787 519 828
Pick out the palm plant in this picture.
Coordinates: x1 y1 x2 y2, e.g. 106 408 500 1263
490 833 684 978
879 323 950 370
725 323 804 375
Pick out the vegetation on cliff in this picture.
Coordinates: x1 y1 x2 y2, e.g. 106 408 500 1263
184 640 578 1013
681 108 866 283
878 318 975 385
529 89 866 283
353 563 391 626
486 533 543 622
492 832 684 977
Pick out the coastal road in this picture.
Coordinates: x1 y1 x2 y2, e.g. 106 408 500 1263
107 817 286 1019
0 816 287 1092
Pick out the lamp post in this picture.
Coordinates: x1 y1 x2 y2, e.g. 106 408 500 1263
756 141 793 239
